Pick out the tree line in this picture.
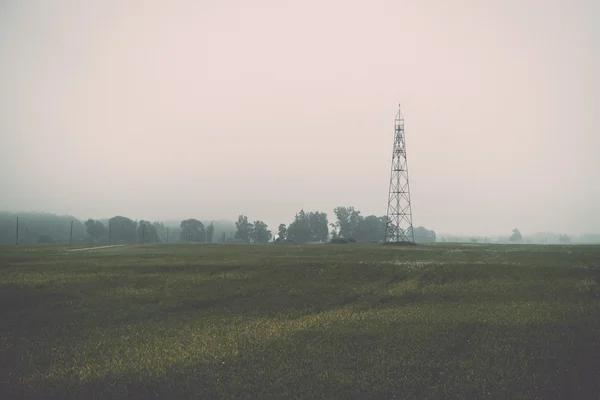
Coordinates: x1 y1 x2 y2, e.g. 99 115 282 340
0 212 236 245
83 207 437 245
83 217 234 245
5 210 596 246
0 208 439 245
234 206 436 244
0 212 86 245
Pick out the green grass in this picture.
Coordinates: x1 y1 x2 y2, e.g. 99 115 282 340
1 243 599 399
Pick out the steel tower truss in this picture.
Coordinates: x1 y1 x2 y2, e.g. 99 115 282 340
385 104 415 243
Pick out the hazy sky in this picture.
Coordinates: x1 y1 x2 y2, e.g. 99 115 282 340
1 0 598 236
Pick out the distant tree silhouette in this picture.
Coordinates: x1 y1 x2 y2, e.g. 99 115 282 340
509 228 523 243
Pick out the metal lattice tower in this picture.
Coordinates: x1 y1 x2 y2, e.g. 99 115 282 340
385 103 415 243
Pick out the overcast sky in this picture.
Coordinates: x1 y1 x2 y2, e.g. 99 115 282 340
1 0 598 236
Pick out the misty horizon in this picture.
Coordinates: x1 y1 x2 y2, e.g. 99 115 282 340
1 0 598 237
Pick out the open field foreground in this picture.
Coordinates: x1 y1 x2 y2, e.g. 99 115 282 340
1 243 600 399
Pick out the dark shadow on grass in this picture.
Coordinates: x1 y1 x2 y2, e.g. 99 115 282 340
167 291 259 313
168 299 219 312
407 264 598 288
0 283 81 317
135 264 258 274
11 319 600 400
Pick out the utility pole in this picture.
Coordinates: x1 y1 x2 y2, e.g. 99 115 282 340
15 217 19 245
108 220 112 244
166 228 169 244
142 224 145 244
69 220 73 245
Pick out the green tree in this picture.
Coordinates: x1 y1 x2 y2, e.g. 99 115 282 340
152 222 168 242
0 212 86 245
378 216 390 241
85 219 107 241
329 222 339 239
308 211 329 242
333 206 362 239
277 224 287 240
137 220 160 243
206 223 215 243
287 210 311 243
108 216 137 244
250 220 272 243
410 226 437 243
509 228 522 243
234 215 253 243
355 215 386 242
558 234 571 244
198 224 206 242
180 219 205 242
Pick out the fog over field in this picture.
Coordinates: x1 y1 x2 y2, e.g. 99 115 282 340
1 0 598 236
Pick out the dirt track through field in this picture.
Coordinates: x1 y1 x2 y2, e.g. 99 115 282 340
67 245 126 252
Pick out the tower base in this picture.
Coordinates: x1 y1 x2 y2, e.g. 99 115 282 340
382 240 416 246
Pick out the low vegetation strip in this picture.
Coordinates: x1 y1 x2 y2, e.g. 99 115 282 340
1 243 599 399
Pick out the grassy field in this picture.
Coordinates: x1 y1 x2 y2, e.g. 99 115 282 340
1 243 599 399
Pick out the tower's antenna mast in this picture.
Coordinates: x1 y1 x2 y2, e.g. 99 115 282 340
385 103 415 243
